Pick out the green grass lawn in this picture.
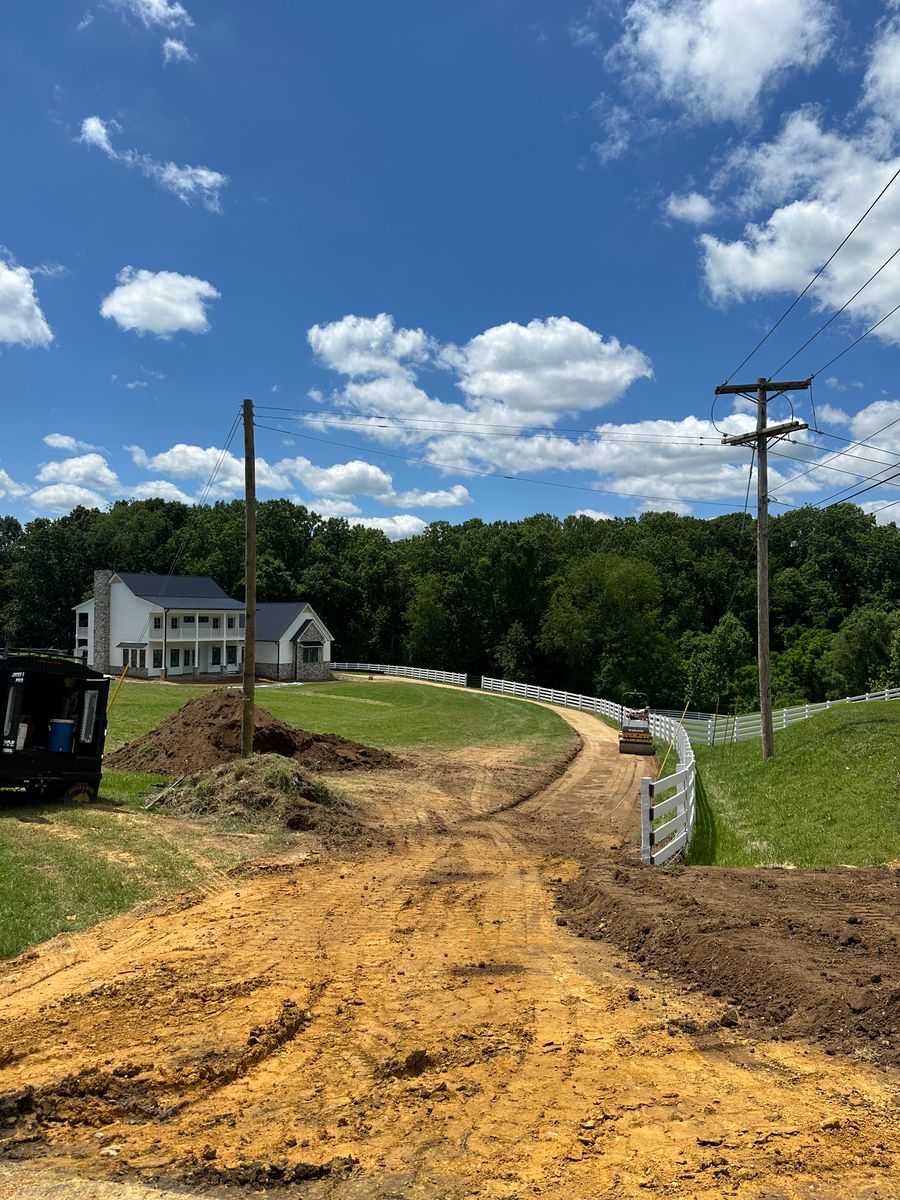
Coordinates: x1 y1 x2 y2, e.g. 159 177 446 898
688 701 900 868
107 677 576 763
1 677 576 960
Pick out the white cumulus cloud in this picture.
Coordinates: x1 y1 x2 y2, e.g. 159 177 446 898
101 267 220 337
608 0 834 122
393 484 471 508
126 443 288 496
574 508 615 521
30 484 107 513
308 312 434 377
277 456 395 498
78 116 227 212
700 111 900 344
664 191 716 224
0 254 53 347
130 480 195 503
445 316 653 421
0 469 29 499
36 453 119 491
43 433 100 452
350 515 427 540
307 498 362 517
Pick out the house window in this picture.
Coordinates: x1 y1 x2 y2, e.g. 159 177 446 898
239 614 245 628
170 616 179 629
184 649 192 667
302 646 321 663
183 615 195 624
227 617 234 630
78 612 89 628
212 617 220 630
211 646 222 666
123 649 130 667
153 616 162 630
198 615 209 624
170 649 180 668
153 649 163 669
226 645 237 665
77 638 88 648
139 649 146 669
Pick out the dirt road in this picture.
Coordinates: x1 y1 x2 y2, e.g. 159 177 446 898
0 706 897 1198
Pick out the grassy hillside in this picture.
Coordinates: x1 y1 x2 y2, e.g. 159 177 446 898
689 701 900 868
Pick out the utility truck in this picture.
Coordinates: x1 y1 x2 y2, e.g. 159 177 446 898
0 650 109 801
618 691 654 756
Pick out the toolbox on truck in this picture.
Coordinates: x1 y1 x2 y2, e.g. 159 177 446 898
0 650 110 801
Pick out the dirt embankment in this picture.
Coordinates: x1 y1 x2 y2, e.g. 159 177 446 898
559 860 900 1069
106 690 399 774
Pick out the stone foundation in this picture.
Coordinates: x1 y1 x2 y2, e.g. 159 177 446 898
256 661 333 682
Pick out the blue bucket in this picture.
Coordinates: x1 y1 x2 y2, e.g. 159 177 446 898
48 719 75 753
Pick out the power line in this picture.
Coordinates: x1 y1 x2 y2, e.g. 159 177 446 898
811 297 900 378
256 407 717 445
819 464 900 509
769 242 900 378
254 421 797 511
722 160 900 385
767 414 900 499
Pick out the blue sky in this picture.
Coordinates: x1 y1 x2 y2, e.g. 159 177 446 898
3 0 900 536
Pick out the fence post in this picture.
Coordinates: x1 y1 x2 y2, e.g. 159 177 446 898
640 777 653 866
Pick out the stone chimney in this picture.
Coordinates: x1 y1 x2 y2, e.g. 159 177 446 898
92 569 113 673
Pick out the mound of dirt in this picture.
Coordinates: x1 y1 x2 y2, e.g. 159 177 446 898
106 689 398 774
149 754 347 831
559 862 900 1068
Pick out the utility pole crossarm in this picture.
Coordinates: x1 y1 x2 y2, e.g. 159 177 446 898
715 378 812 395
722 420 808 446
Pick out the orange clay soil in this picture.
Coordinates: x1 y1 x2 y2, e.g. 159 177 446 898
0 704 897 1199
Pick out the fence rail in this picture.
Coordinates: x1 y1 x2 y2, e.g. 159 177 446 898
330 662 468 686
659 686 900 745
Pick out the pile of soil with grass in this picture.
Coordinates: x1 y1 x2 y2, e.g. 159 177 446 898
107 688 398 774
148 754 347 831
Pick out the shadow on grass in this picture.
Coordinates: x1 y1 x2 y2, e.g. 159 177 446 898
685 769 717 866
0 789 129 819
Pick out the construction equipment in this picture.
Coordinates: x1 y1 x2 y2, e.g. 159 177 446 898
0 649 110 801
618 691 654 755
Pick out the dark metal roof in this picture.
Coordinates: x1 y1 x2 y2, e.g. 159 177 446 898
116 641 148 649
116 572 243 609
255 602 307 641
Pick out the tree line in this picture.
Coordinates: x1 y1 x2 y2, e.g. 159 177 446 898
1 498 898 711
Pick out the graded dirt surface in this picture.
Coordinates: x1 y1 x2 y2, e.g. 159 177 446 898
106 690 399 775
0 700 898 1198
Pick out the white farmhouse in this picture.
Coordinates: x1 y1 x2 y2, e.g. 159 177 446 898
74 571 334 681
75 571 246 678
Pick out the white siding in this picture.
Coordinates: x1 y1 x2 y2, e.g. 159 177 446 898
256 641 279 665
108 580 154 668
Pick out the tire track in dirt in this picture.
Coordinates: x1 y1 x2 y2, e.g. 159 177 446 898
0 699 897 1197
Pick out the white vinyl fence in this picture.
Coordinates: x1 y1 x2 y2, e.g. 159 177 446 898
641 713 695 866
655 686 900 746
330 662 468 686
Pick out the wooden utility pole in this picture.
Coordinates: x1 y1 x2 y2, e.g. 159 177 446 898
241 398 257 759
717 377 811 760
